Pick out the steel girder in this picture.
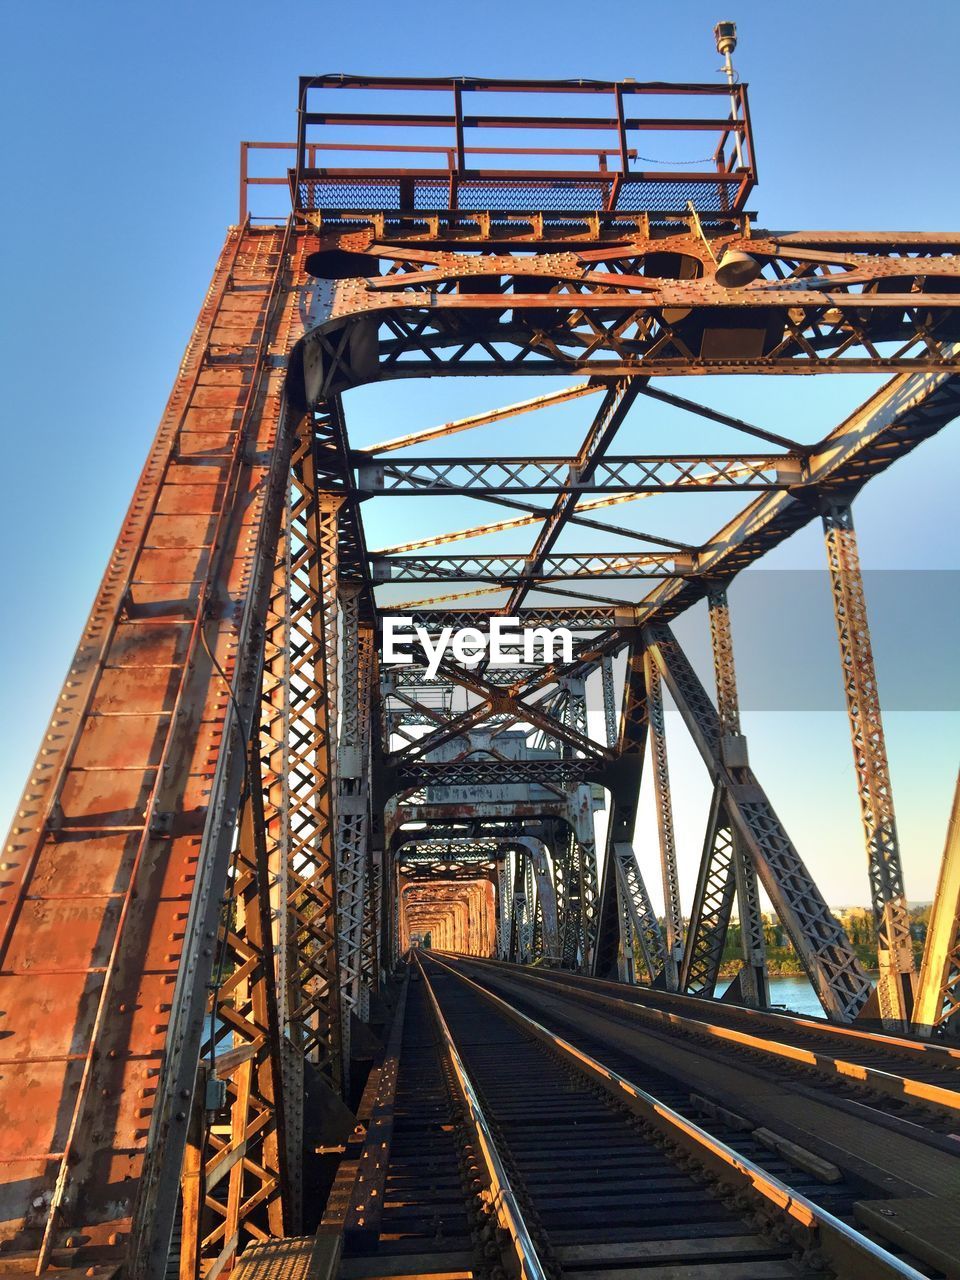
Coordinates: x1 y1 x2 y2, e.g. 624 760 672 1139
706 587 768 1008
373 551 687 584
0 224 309 1274
334 585 376 1083
821 501 916 1028
646 625 872 1022
295 230 960 382
359 453 793 496
643 653 684 990
681 784 738 998
390 607 629 631
611 843 668 981
393 756 594 789
592 640 656 982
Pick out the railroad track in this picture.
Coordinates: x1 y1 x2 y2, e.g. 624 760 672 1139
320 953 933 1280
448 954 960 1137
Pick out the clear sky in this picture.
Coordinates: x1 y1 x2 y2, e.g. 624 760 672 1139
1 0 958 908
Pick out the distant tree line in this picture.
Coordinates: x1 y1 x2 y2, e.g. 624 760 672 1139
712 904 929 976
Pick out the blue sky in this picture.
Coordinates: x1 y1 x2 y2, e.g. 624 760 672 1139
1 0 958 906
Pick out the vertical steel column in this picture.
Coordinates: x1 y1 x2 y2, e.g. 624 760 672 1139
708 588 743 743
707 587 768 1008
526 840 561 964
552 835 577 966
524 855 537 959
648 624 871 1022
283 434 345 1089
509 851 527 962
497 854 512 959
601 653 619 747
564 675 600 969
335 583 375 1090
360 848 381 993
592 638 649 980
616 871 637 984
643 651 683 990
556 832 580 966
382 803 400 971
179 734 298 1274
913 772 960 1036
262 502 294 1030
822 500 916 1027
360 641 381 994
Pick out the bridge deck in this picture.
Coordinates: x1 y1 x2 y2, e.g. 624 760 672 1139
229 955 954 1280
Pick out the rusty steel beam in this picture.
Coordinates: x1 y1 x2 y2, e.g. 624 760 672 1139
643 652 683 990
646 625 872 1023
0 223 307 1274
358 454 798 496
373 495 691 556
637 346 960 626
364 381 604 454
706 587 768 1009
821 500 916 1030
292 231 960 386
502 379 641 611
373 551 689 584
913 773 960 1037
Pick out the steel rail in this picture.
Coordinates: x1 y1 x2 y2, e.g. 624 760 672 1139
450 956 960 1123
415 954 548 1280
424 953 927 1280
467 954 960 1068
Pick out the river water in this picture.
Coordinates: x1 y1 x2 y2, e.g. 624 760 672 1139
717 973 865 1019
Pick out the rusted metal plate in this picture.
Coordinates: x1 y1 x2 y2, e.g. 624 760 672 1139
0 224 311 1267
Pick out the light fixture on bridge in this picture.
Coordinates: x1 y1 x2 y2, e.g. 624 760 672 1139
714 20 738 57
714 21 745 170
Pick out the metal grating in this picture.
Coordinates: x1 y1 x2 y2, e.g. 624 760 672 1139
297 174 746 216
615 177 744 212
231 1238 324 1280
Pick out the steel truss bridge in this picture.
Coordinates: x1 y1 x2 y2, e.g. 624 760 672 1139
1 63 960 1280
